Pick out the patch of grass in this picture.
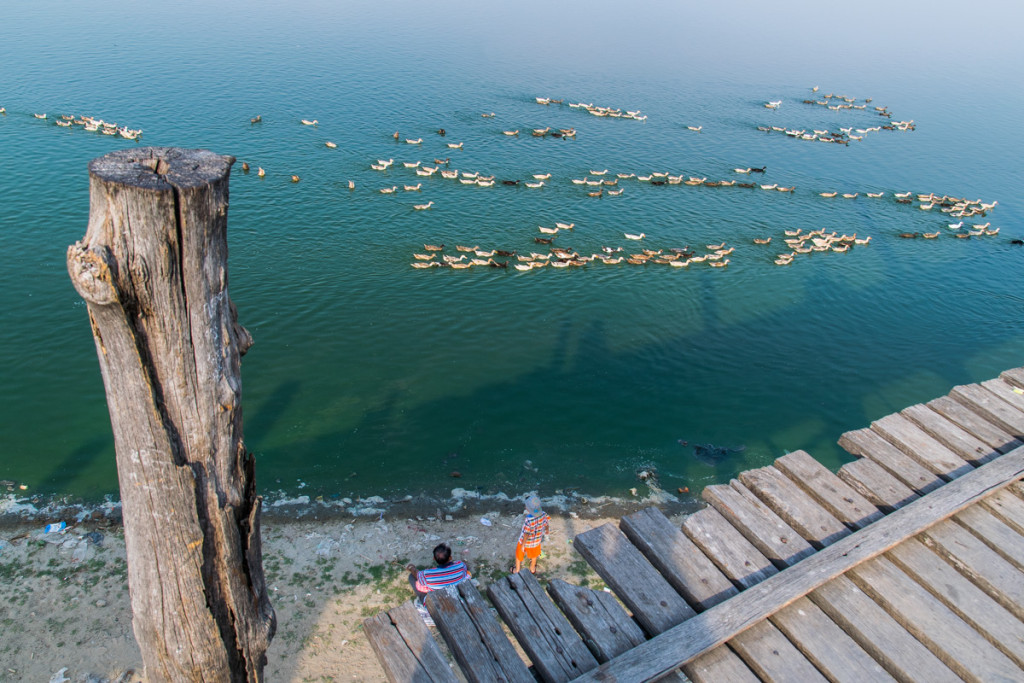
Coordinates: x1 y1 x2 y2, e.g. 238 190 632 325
359 605 383 618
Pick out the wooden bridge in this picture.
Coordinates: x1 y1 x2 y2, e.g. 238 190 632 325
364 367 1024 682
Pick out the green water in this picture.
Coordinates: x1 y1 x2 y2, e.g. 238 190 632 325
1 0 1022 509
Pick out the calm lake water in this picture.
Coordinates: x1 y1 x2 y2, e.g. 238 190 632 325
1 1 1021 508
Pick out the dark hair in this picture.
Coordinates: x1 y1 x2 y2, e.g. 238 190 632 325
433 543 452 566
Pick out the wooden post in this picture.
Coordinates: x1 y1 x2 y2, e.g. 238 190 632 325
67 147 275 681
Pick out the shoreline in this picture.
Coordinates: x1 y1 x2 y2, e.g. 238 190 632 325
0 478 693 529
0 493 699 681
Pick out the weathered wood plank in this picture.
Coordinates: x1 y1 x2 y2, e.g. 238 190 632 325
982 378 1024 414
365 602 458 683
683 645 760 683
901 403 1001 465
545 567 691 681
838 428 945 493
774 450 882 529
810 575 961 683
836 457 918 512
571 522 695 636
738 466 851 548
620 507 737 611
546 579 644 663
728 619 830 683
955 505 1024 570
848 556 1023 682
923 519 1024 621
950 383 1024 438
487 570 598 682
871 413 974 479
572 445 1024 683
390 602 459 683
927 395 1023 453
702 482 816 568
1002 367 1024 389
887 538 1024 669
769 596 895 683
681 507 778 590
983 487 1024 537
425 582 533 683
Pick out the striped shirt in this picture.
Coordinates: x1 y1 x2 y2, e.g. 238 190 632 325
518 512 550 548
415 561 470 592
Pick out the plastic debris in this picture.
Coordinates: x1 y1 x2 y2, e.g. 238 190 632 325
50 668 70 683
315 538 337 557
479 517 492 526
44 521 67 534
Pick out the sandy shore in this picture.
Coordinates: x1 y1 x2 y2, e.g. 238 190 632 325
0 498 694 681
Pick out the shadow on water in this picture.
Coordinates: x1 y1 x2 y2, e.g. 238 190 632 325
245 379 302 444
38 435 112 494
247 281 1016 504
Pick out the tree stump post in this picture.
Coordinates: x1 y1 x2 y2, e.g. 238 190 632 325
67 147 275 681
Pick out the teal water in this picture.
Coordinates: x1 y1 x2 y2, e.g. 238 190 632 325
1 0 1022 507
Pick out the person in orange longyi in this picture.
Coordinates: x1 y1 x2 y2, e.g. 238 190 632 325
514 495 550 574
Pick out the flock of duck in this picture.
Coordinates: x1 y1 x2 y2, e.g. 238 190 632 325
536 96 647 122
28 111 143 139
12 88 1007 259
755 89 914 145
409 237 738 271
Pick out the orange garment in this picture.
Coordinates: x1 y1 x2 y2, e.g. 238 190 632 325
515 540 542 561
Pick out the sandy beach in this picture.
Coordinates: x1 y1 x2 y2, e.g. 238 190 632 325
0 497 694 682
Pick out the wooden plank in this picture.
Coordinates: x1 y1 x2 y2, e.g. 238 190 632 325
365 602 458 683
774 450 883 529
546 579 644 663
682 507 778 589
1002 367 1024 389
572 445 1024 683
983 487 1024 536
702 482 816 568
684 645 760 683
901 403 1001 465
887 537 1024 668
928 395 1023 453
425 582 533 683
950 383 1024 438
487 571 598 682
955 504 1024 570
836 457 918 512
727 619 830 683
620 507 738 611
676 507 827 682
848 556 1023 682
923 519 1024 621
738 466 851 548
545 576 691 682
871 413 973 479
768 596 895 682
389 602 460 683
839 428 945 493
983 377 1024 414
810 575 961 683
571 522 695 636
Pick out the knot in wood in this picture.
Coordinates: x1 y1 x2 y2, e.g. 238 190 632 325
67 242 118 305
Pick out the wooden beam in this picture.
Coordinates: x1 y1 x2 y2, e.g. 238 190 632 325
572 445 1024 683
